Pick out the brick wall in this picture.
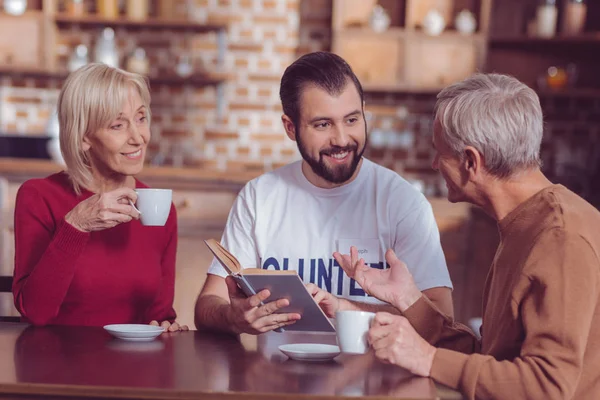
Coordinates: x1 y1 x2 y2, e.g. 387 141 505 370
0 85 59 134
1 0 313 172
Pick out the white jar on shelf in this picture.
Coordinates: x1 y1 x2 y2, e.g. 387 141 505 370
126 47 149 75
175 54 193 78
94 27 119 68
68 44 89 72
455 9 477 35
4 0 27 16
369 5 391 33
423 10 446 36
536 0 558 38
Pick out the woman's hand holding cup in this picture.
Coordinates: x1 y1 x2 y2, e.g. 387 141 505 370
65 187 140 232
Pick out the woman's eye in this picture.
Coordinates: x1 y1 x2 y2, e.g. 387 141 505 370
110 124 123 130
138 115 147 123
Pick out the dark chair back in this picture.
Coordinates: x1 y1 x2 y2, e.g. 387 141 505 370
0 276 12 292
0 276 20 322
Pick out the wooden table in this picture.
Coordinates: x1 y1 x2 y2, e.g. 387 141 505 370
0 323 462 399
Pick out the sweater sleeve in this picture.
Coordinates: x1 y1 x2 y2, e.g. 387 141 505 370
430 228 600 400
404 295 481 352
13 182 90 325
144 204 178 323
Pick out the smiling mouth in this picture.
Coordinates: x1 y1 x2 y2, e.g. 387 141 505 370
322 146 357 162
123 149 142 159
328 150 349 160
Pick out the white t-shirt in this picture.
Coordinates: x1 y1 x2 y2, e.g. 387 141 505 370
208 158 452 304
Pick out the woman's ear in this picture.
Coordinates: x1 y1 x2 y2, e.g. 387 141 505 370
82 136 91 152
281 115 296 142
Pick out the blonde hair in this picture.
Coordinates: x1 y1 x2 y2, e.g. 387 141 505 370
57 63 151 194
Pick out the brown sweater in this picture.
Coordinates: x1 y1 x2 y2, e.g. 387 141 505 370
405 185 600 399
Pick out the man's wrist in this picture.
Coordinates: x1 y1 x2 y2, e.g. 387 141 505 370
394 288 422 312
424 346 436 377
336 297 356 312
224 304 242 335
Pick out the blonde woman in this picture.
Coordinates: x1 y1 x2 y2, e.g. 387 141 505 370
13 63 187 331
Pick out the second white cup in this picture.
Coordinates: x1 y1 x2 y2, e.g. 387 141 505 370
134 188 172 226
335 310 376 354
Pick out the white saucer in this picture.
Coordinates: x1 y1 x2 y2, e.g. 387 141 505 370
103 324 165 341
278 343 341 362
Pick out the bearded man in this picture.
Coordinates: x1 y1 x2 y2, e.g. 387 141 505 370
194 52 453 335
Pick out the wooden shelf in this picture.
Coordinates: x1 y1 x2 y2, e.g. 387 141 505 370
53 13 228 32
490 33 600 46
0 66 67 80
0 67 228 87
335 27 485 42
362 82 442 94
0 157 257 189
0 10 43 18
537 88 600 98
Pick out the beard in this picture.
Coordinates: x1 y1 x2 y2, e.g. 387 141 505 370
296 124 367 184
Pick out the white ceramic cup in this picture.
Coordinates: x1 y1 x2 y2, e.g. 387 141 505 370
134 189 172 226
335 310 376 354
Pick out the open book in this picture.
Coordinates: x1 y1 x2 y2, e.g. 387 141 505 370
204 239 336 333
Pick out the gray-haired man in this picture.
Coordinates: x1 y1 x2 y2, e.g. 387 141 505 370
337 73 600 399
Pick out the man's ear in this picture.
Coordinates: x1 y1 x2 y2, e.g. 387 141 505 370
82 135 91 152
281 115 296 142
464 146 483 178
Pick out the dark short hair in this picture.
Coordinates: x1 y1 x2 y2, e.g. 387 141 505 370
279 52 364 128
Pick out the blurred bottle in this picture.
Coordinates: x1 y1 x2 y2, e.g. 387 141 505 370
369 5 390 33
157 0 173 19
126 0 148 20
68 0 85 16
175 54 193 77
423 10 446 36
94 27 119 67
126 47 149 75
546 66 568 90
68 44 89 72
455 9 477 35
3 0 27 15
562 0 587 36
97 0 118 18
536 0 557 38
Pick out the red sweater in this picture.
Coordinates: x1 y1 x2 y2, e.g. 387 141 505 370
13 172 178 326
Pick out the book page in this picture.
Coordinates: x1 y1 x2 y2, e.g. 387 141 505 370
204 239 241 275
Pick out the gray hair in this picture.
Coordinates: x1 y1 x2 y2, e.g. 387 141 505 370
434 73 543 178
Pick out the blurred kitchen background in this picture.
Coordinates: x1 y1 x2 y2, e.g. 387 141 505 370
1 0 600 328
